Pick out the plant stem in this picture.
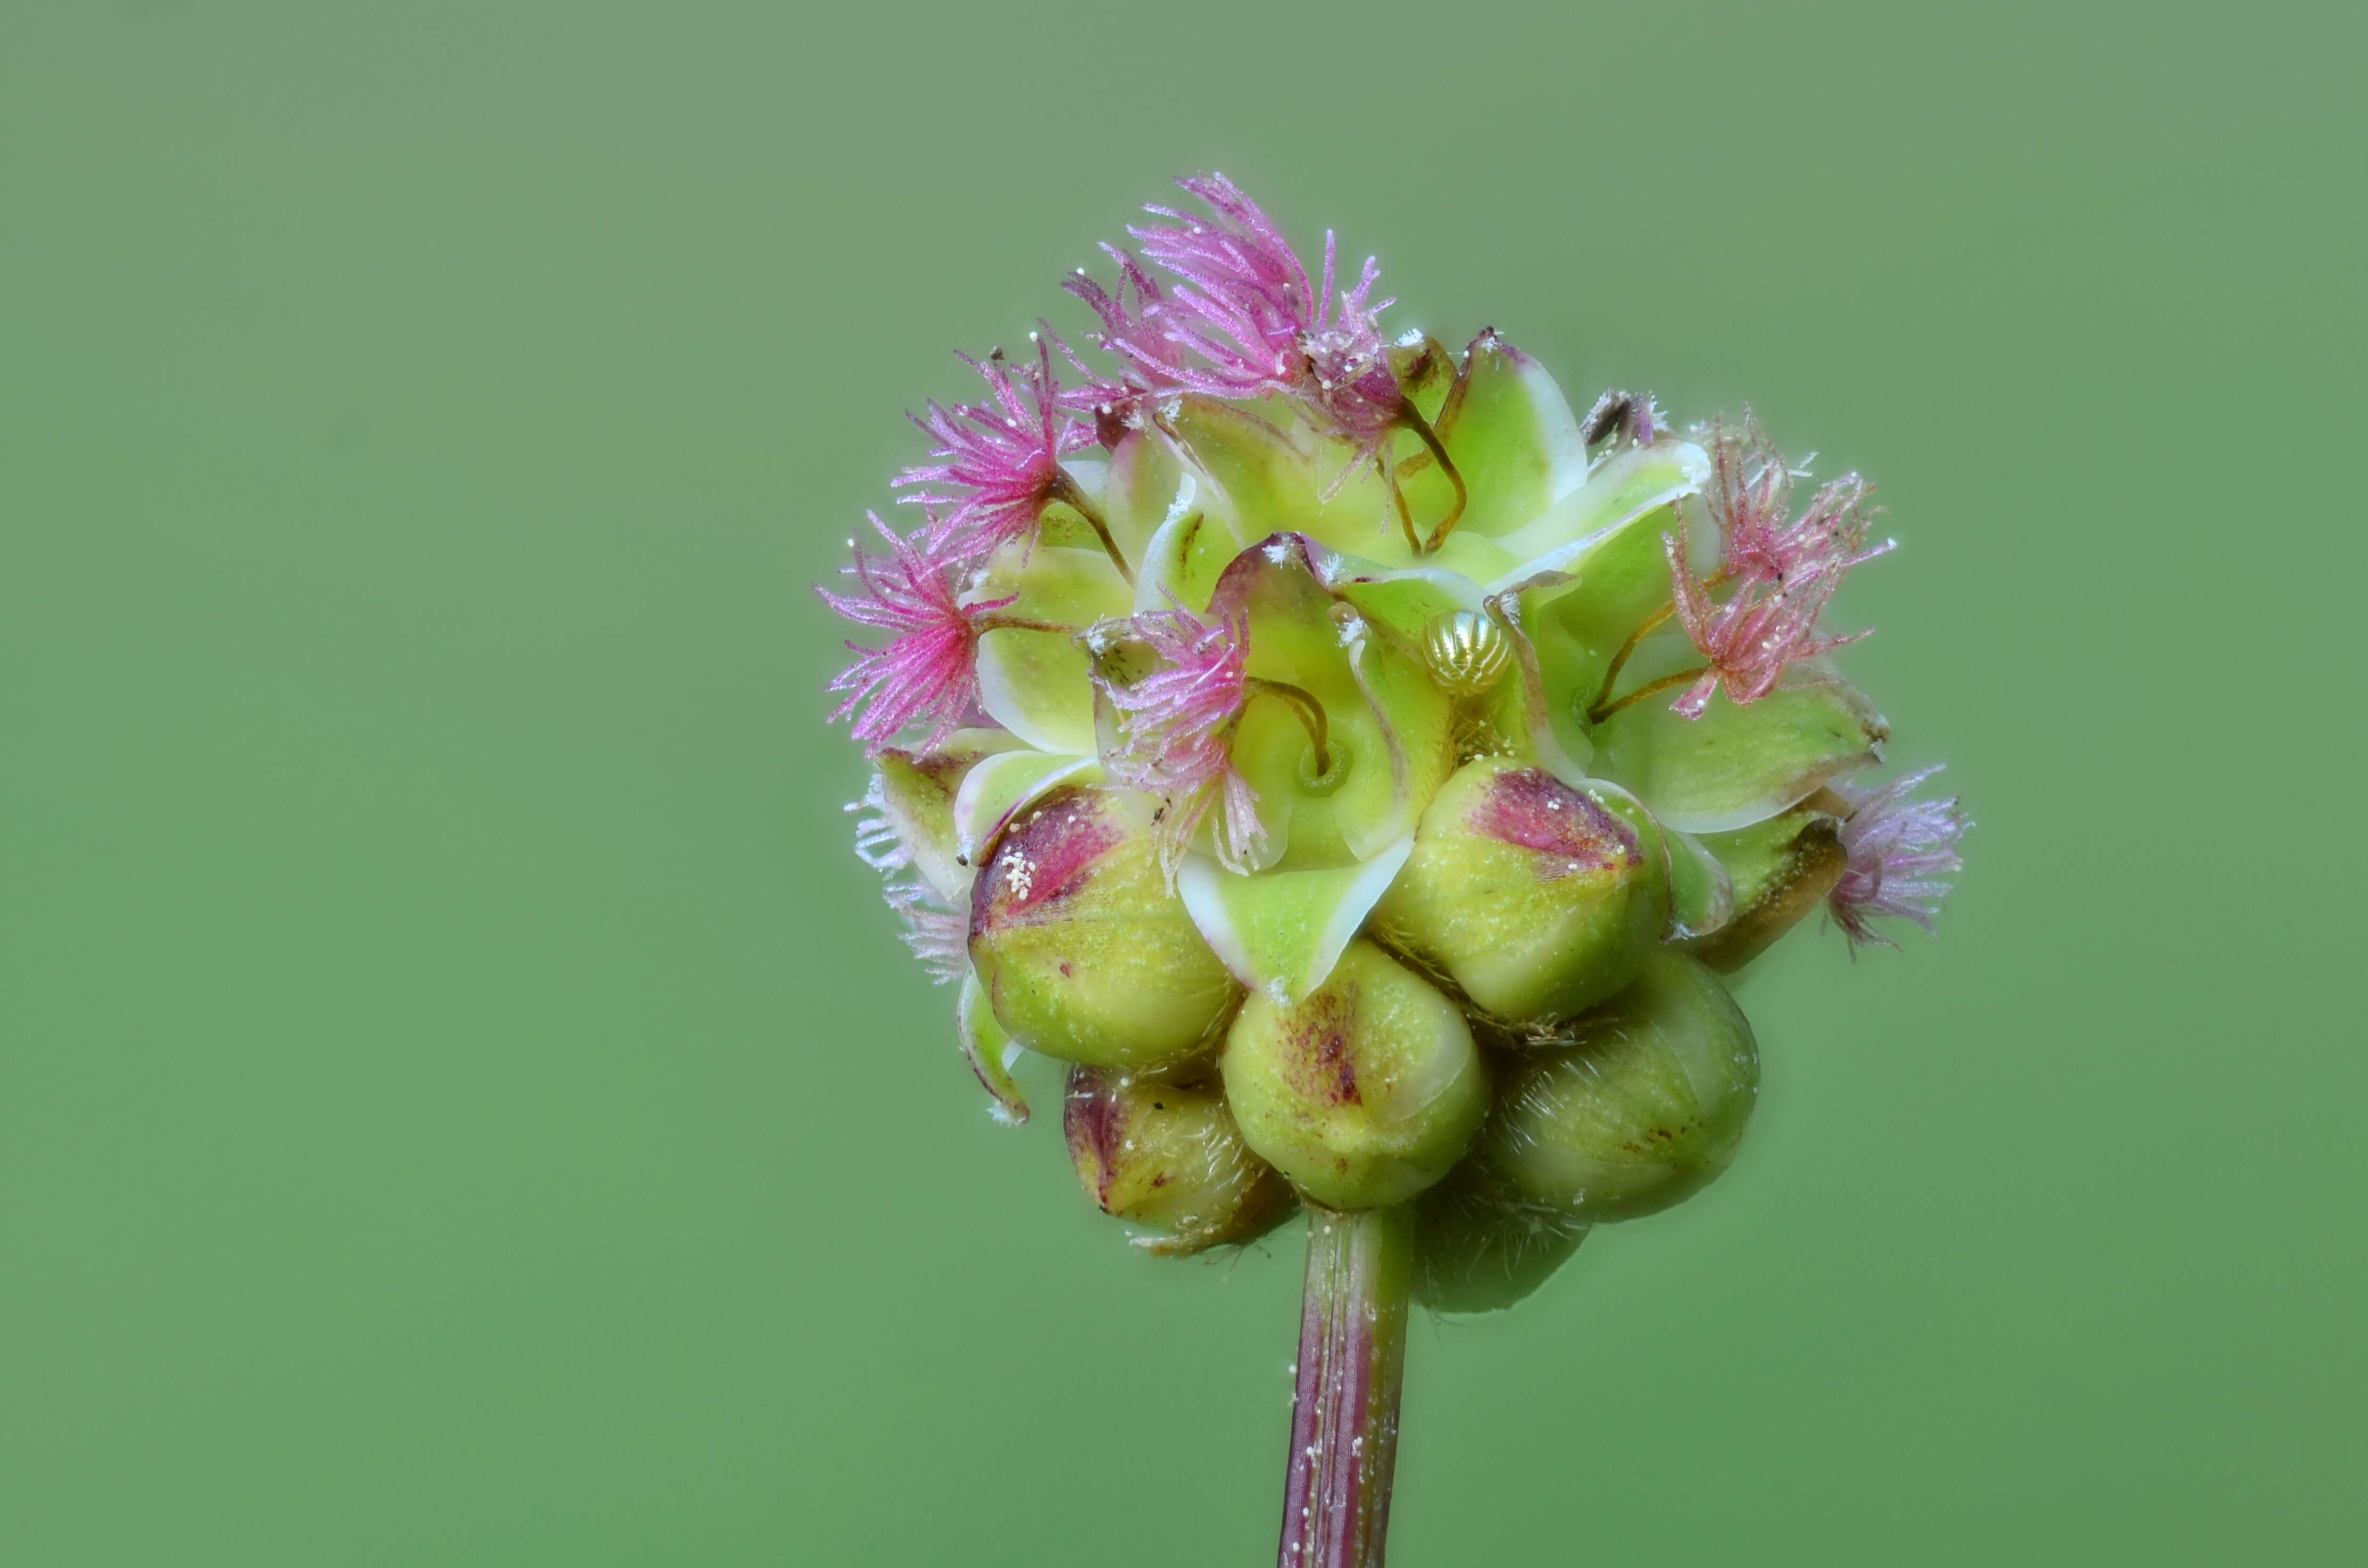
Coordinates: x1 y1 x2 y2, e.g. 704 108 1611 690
1245 677 1333 775
1588 664 1709 722
1403 407 1467 554
1049 471 1135 586
1277 1206 1415 1568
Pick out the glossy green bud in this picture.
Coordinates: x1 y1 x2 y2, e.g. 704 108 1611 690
1482 950 1758 1223
969 787 1241 1070
1686 795 1850 972
1220 939 1489 1210
1063 1063 1294 1256
1373 756 1661 1026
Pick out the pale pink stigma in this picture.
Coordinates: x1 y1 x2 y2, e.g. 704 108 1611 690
883 880 969 983
894 336 1095 561
1090 599 1266 874
1705 414 1894 588
818 512 1010 755
1663 528 1865 715
1663 419 1893 717
1060 246 1183 437
1827 766 1970 951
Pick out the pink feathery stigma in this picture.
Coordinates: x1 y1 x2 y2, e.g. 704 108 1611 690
1663 528 1867 716
1060 246 1185 438
1091 600 1267 872
883 880 969 983
818 512 1012 755
1080 173 1402 448
893 335 1095 561
1706 415 1895 587
1827 766 1970 951
1662 421 1895 718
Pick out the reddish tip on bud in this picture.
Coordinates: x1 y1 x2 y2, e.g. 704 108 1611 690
1375 757 1662 1026
968 787 1241 1069
1063 1063 1294 1255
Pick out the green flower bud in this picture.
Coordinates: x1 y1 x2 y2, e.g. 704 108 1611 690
969 787 1241 1070
1220 939 1490 1210
1480 950 1758 1223
1063 1063 1294 1256
1373 756 1662 1027
1413 1159 1589 1315
1686 796 1850 972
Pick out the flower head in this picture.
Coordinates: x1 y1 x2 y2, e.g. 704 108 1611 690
819 512 1010 754
1827 766 1970 950
1089 599 1265 874
894 336 1095 560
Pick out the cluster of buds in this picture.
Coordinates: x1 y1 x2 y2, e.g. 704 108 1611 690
821 172 1967 1560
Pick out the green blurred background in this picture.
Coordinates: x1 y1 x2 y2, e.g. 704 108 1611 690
5 3 2361 1563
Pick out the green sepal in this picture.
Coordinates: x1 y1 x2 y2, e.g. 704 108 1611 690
1684 799 1850 972
1175 836 1414 1006
955 970 1031 1124
1591 656 1888 834
1215 536 1452 870
1482 594 1598 779
1097 430 1182 562
1032 457 1107 554
1397 331 1590 540
1132 471 1241 615
1161 397 1396 558
968 543 1131 755
1489 436 1709 573
1386 332 1460 426
866 729 1029 902
951 749 1101 869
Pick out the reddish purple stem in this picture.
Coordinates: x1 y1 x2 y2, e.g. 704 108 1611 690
1278 1207 1415 1568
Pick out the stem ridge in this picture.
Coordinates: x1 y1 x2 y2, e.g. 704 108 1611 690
1278 1207 1414 1568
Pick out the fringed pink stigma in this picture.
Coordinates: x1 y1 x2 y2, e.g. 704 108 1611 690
818 512 1010 755
1705 414 1894 587
1663 418 1893 717
1827 766 1970 951
1090 600 1266 875
1664 528 1867 715
894 336 1095 561
1069 174 1401 451
883 880 969 983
